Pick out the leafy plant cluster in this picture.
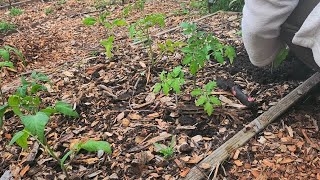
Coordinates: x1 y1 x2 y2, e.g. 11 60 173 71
0 72 112 179
190 0 244 14
0 21 16 33
153 22 236 116
9 7 24 16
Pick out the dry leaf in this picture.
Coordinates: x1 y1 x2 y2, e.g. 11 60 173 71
280 158 294 164
128 113 142 120
233 149 240 160
180 167 190 177
122 118 130 127
19 165 30 177
116 112 125 122
262 159 274 167
286 126 294 137
251 170 260 178
234 160 243 166
82 158 99 164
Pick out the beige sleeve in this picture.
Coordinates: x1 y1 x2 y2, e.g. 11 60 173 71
292 3 320 67
242 0 299 67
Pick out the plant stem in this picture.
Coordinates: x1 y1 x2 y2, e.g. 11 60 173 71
0 77 5 105
25 131 70 179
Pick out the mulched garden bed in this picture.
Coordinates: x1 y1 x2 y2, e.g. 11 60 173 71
0 0 319 179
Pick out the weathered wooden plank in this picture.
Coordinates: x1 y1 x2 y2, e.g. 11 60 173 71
184 72 320 180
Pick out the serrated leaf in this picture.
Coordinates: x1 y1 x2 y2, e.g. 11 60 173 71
82 17 97 26
172 66 182 77
153 83 162 93
182 55 192 65
214 51 224 64
190 61 198 75
191 89 202 96
21 112 49 143
162 82 170 95
225 46 236 64
55 101 79 117
0 104 8 128
195 95 206 106
171 79 181 94
9 130 29 149
210 96 221 105
30 84 47 94
205 81 217 92
78 140 112 154
204 102 213 116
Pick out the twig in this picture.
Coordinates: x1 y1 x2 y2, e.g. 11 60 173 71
212 162 220 180
0 0 35 9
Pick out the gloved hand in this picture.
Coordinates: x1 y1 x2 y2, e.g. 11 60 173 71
242 0 320 71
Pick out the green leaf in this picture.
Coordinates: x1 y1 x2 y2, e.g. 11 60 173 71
4 46 25 65
0 104 8 128
16 84 28 97
55 101 79 117
82 17 97 26
40 107 57 116
214 51 224 64
191 89 202 96
195 95 206 106
190 61 198 75
0 61 14 68
182 55 192 65
104 22 112 29
162 82 170 95
78 140 112 154
273 48 289 68
0 49 10 61
172 66 182 77
204 102 213 116
210 96 221 105
9 130 29 149
153 83 162 93
171 79 182 94
100 36 114 58
30 84 47 94
21 112 49 143
225 46 236 64
31 72 50 82
113 19 127 26
205 81 217 92
8 95 22 116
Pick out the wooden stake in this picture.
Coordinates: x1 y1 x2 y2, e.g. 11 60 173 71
184 72 320 180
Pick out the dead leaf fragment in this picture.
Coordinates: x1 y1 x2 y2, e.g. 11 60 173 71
180 167 190 177
280 158 294 164
200 163 211 170
234 160 243 166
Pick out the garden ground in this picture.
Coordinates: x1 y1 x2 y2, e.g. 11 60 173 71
0 0 320 179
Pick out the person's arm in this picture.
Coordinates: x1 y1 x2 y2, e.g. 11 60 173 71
242 0 299 67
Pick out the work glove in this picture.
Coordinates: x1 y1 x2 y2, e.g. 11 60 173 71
242 0 320 71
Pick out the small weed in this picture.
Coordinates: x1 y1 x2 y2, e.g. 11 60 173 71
154 136 175 158
9 7 24 16
0 21 16 33
129 13 165 65
44 7 53 15
191 81 221 116
57 0 67 5
94 0 108 9
153 66 185 95
272 47 289 68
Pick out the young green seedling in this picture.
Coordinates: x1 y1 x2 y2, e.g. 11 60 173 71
9 7 24 16
6 72 112 179
180 22 236 77
129 13 165 65
153 66 185 95
153 66 185 106
0 21 16 33
191 81 221 116
153 136 175 158
157 39 185 60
